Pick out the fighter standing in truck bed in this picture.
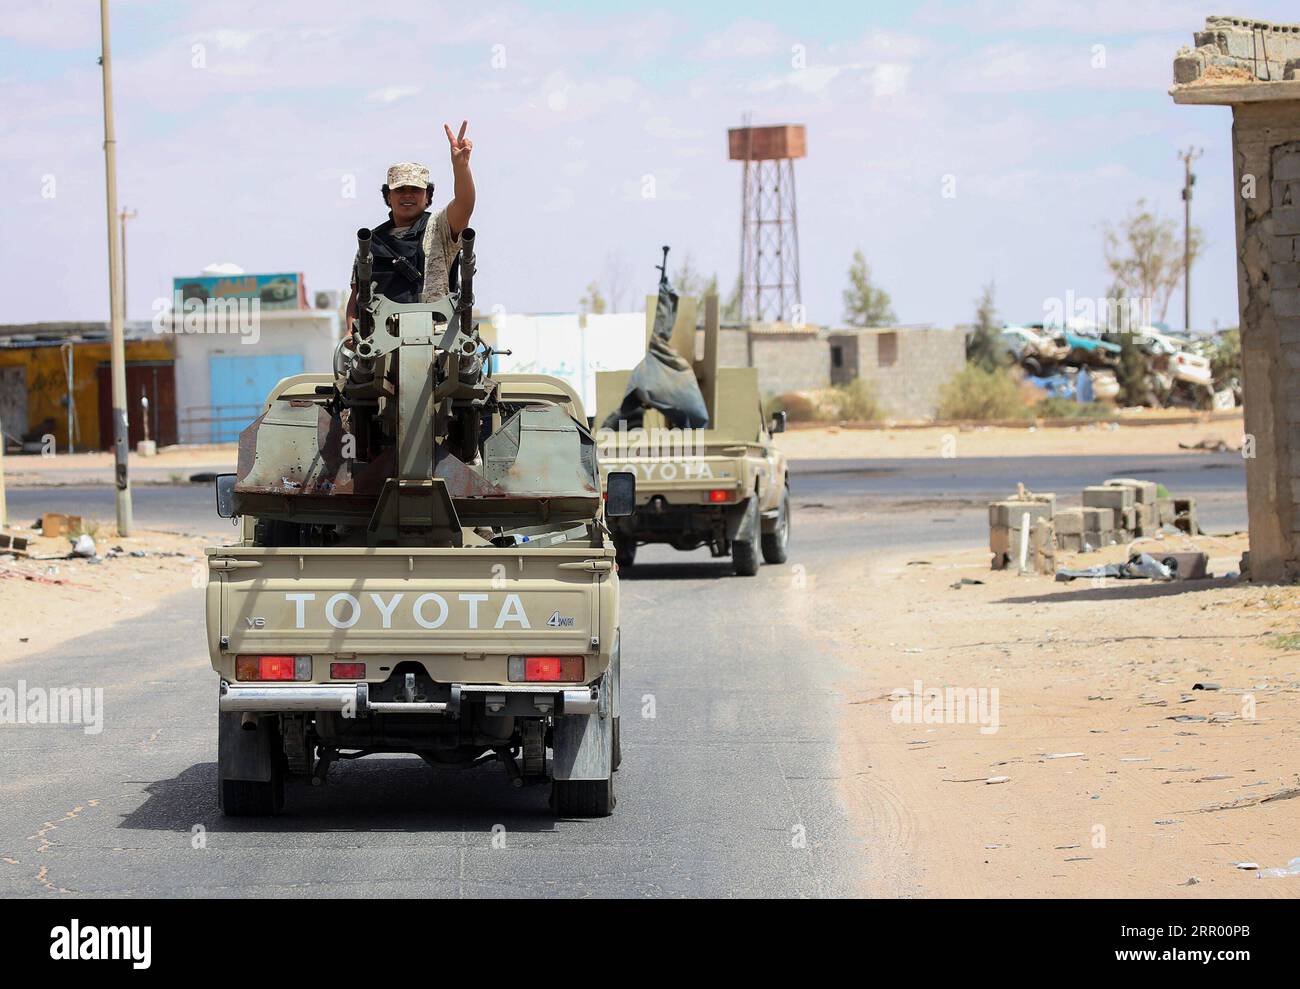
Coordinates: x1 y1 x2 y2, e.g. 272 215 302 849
345 120 476 339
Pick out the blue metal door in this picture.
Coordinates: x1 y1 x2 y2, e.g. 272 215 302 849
208 353 304 442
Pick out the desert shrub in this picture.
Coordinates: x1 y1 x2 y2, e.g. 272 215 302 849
824 380 881 422
1032 397 1112 419
766 391 819 423
935 365 1027 420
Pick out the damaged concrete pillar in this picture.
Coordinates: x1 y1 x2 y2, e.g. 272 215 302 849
1172 16 1300 580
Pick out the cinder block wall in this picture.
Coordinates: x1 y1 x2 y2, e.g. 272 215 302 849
1233 104 1300 579
750 334 831 395
836 327 966 419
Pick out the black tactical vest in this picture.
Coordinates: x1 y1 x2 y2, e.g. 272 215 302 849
368 212 429 303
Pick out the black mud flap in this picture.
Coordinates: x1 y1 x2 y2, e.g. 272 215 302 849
218 711 279 784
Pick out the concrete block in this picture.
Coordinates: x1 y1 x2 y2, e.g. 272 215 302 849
1277 206 1300 238
1081 529 1117 551
1173 497 1200 535
1119 506 1138 533
1156 497 1176 526
1054 509 1084 535
1134 503 1155 538
1159 551 1209 581
1104 478 1158 505
1277 151 1300 183
1275 261 1300 291
1083 485 1135 511
1279 316 1300 346
988 500 1053 528
1080 506 1112 531
1057 532 1085 553
1275 287 1300 318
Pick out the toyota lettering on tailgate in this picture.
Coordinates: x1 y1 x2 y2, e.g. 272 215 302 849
281 592 534 630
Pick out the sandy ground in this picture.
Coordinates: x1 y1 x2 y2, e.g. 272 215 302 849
775 411 1246 460
0 528 208 665
826 532 1300 898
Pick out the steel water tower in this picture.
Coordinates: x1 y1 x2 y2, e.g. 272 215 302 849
728 123 806 323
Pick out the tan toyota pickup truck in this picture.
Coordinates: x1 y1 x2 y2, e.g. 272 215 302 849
595 364 790 576
207 374 627 818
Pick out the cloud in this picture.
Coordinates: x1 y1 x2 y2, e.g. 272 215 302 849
366 85 422 104
696 19 785 60
916 0 1204 34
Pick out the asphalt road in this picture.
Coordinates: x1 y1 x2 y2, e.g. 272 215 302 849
0 454 1247 897
5 450 1248 541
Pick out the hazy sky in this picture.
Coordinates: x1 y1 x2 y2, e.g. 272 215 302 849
3 0 1291 330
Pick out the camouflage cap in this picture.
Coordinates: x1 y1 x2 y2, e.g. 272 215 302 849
385 161 430 189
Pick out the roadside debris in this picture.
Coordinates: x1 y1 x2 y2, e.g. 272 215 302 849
70 534 97 558
0 532 30 557
39 512 83 538
1056 553 1173 583
1257 857 1300 878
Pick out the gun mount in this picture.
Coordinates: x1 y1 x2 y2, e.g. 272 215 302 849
230 228 602 547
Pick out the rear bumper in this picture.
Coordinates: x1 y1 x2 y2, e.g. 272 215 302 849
218 680 599 716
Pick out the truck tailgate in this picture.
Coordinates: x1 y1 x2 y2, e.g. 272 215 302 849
213 546 605 658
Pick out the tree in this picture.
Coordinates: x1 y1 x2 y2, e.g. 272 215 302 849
579 280 606 315
1103 199 1204 323
842 249 896 327
671 253 707 299
601 251 633 312
1104 279 1153 406
722 274 742 322
967 281 1001 371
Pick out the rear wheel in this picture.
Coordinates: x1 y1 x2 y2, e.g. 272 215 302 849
220 777 283 817
612 717 622 772
732 497 760 577
761 489 790 564
552 775 616 817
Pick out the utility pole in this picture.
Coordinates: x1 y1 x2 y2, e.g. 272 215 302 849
1179 146 1202 335
119 206 137 319
99 0 132 535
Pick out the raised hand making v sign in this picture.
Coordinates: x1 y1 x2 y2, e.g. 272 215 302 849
345 119 478 337
444 119 475 236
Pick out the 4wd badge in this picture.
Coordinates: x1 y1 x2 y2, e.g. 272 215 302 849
546 611 576 628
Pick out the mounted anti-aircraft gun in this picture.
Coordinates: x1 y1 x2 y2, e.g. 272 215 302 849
225 227 615 548
207 227 635 818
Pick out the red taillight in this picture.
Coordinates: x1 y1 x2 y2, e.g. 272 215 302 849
236 654 297 681
330 662 366 679
523 656 584 682
708 489 731 503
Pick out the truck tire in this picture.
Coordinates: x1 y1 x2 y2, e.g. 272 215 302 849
732 497 760 577
612 716 622 772
221 777 283 817
761 489 790 564
552 775 616 817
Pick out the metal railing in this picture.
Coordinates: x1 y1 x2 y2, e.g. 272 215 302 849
179 404 262 445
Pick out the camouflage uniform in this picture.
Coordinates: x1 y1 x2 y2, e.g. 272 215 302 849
361 161 461 302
